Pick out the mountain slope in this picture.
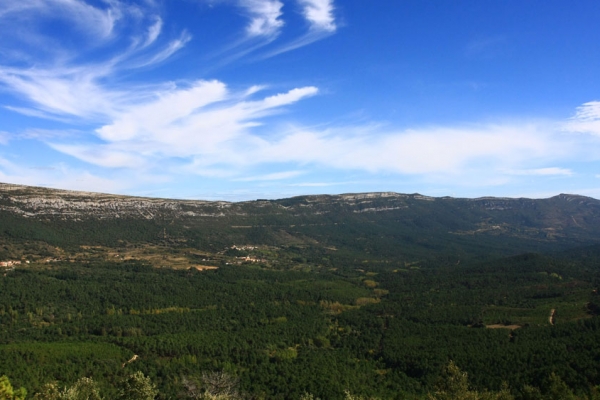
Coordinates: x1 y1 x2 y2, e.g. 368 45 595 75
1 182 600 266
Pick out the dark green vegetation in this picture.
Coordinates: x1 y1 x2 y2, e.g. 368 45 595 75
1 250 600 399
1 183 600 398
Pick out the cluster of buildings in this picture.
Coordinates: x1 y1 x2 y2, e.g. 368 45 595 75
0 260 27 268
225 256 265 265
230 245 258 250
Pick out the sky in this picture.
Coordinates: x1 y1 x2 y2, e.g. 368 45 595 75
1 1 600 201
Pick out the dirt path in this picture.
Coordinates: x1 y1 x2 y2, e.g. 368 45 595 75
486 324 521 330
122 354 139 368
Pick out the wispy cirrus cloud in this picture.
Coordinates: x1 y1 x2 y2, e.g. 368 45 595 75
0 1 190 121
298 0 336 32
0 66 119 119
234 170 305 181
0 156 132 194
504 167 573 176
244 123 570 176
48 144 147 169
47 82 319 168
45 84 583 186
0 0 121 40
240 0 285 37
564 101 600 136
207 0 338 63
257 0 337 58
144 17 164 47
0 131 10 145
131 31 192 68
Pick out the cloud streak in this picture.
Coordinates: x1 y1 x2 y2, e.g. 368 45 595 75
298 0 337 32
565 101 600 136
505 167 574 176
0 0 120 39
240 0 285 37
44 83 586 188
49 83 320 166
0 131 9 145
0 156 132 194
256 0 337 59
210 0 338 62
0 1 192 122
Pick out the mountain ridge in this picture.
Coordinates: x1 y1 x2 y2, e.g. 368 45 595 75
1 181 597 217
2 181 600 265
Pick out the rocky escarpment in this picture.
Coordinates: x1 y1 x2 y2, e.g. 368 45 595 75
0 183 234 219
1 183 599 236
0 184 432 220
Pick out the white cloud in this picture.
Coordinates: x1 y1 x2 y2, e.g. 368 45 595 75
0 131 10 145
0 0 121 39
565 101 600 136
0 157 130 194
49 103 582 187
0 67 118 119
239 0 285 37
297 0 336 32
144 17 164 47
0 1 190 122
289 182 342 187
47 83 319 166
244 123 565 176
29 70 592 190
505 167 573 176
96 80 228 142
48 144 147 169
235 171 304 181
257 0 337 58
261 87 319 107
134 31 192 67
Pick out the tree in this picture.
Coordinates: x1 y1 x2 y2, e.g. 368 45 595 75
299 394 321 400
0 376 26 400
429 362 514 400
32 383 61 400
61 377 102 400
182 371 242 400
117 372 158 400
545 373 576 400
429 361 478 400
342 391 380 400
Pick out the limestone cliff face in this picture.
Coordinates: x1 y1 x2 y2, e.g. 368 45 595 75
0 182 599 237
0 183 420 220
0 183 234 219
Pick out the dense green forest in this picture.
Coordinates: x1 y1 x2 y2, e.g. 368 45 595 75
2 245 600 399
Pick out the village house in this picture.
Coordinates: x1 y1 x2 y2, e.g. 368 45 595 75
0 260 22 268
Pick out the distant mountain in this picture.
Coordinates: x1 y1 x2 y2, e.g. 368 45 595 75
1 182 600 266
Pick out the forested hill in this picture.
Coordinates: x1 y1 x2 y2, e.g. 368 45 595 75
1 182 600 265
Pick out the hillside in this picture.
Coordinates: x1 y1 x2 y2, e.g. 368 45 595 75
1 182 600 268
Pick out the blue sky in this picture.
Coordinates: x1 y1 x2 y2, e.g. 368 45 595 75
1 0 600 201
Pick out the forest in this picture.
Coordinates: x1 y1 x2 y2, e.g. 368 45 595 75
1 245 600 399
